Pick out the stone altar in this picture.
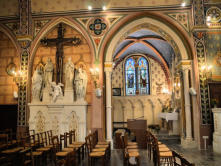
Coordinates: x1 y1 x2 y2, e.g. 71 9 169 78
29 57 88 141
213 108 221 153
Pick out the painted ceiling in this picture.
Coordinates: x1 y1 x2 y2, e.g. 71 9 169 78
113 29 174 67
31 0 190 14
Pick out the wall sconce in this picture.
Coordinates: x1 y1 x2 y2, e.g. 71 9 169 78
200 64 212 86
162 87 170 94
173 77 181 91
90 67 102 97
12 70 24 87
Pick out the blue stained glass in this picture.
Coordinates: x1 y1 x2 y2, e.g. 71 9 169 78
125 58 136 95
138 57 149 94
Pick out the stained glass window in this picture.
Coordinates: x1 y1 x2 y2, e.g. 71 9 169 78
138 57 149 94
125 56 150 96
125 58 136 95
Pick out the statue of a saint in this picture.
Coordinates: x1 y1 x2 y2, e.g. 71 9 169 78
64 57 75 90
32 68 43 101
44 58 54 88
75 66 88 101
50 82 63 102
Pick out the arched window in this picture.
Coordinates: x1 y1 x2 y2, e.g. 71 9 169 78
125 56 150 96
138 57 149 94
125 58 136 95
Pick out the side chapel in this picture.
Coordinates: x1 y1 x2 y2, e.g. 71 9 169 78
0 0 221 156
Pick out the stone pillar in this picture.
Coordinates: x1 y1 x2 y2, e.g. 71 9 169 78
180 62 196 147
213 108 221 153
182 66 192 140
104 62 113 144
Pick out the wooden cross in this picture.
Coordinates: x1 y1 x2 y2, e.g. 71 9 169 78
41 23 81 84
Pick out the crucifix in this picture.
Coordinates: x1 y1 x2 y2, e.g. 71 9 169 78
41 23 81 84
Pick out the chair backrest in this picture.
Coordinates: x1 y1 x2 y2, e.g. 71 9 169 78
52 136 61 152
47 130 53 145
85 135 93 154
120 134 126 149
172 151 195 166
0 133 8 145
60 134 67 148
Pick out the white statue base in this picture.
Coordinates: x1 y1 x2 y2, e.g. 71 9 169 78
28 101 88 142
213 108 221 154
64 89 74 102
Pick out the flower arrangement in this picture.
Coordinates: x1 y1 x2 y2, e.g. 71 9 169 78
211 98 218 108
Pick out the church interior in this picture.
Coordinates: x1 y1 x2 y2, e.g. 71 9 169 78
0 0 221 165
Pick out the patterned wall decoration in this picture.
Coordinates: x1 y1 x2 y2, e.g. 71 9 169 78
205 32 221 78
205 6 221 27
52 116 59 136
112 56 168 96
166 12 191 34
88 18 108 36
34 20 50 37
4 22 20 36
35 111 45 133
193 0 205 26
17 50 29 126
194 32 211 124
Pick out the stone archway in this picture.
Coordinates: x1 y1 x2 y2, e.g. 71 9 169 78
102 14 195 144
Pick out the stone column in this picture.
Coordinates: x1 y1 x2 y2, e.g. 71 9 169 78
104 62 113 144
182 65 192 140
213 108 221 153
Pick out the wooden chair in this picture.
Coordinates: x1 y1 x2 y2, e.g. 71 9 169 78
152 137 173 166
52 135 69 166
85 135 106 166
172 150 195 166
47 130 53 145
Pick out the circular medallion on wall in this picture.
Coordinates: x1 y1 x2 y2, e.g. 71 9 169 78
88 17 108 36
206 7 221 23
6 62 17 76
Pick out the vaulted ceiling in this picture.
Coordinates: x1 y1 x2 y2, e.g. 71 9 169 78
113 29 175 67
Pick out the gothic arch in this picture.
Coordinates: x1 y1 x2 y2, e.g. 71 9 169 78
101 12 193 63
27 17 95 102
0 24 21 56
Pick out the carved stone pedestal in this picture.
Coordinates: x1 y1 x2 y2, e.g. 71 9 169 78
28 101 88 141
213 108 221 154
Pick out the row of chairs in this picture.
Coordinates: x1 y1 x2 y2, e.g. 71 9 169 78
120 133 140 166
146 130 195 166
85 130 111 166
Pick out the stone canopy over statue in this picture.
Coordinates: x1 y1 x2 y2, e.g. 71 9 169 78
31 57 87 103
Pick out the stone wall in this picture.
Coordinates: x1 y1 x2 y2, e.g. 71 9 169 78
0 31 19 104
113 94 171 126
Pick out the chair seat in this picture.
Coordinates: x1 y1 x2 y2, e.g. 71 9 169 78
128 151 139 157
89 151 105 157
128 142 138 145
92 148 106 152
126 145 138 149
95 144 109 148
36 147 51 152
158 144 168 148
159 147 171 152
128 149 139 152
97 141 110 145
45 145 53 148
71 142 85 145
159 151 173 157
63 148 74 152
56 151 69 157
26 151 42 156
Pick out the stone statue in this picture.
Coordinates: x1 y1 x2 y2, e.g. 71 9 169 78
32 68 43 102
44 57 54 88
64 57 75 90
50 82 63 103
75 66 87 101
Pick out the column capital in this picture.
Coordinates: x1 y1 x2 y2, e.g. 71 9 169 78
178 60 192 71
104 62 113 73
